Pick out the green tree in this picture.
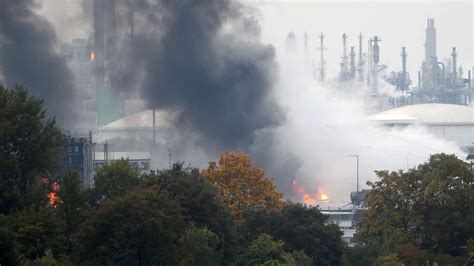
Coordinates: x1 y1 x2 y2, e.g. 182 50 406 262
0 84 63 214
235 234 287 266
357 153 474 256
56 171 84 252
0 208 68 263
93 158 140 201
74 188 185 265
243 203 344 266
143 163 238 264
180 227 222 266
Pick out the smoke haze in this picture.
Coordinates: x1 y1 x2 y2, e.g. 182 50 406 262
111 0 283 153
264 49 465 202
0 0 78 124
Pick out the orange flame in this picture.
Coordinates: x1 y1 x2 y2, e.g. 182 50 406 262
90 51 96 62
48 181 60 208
291 179 330 205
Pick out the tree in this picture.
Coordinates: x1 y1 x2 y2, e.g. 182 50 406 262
93 158 140 201
235 234 287 266
0 84 63 214
202 152 283 224
56 171 84 252
74 188 186 265
143 163 238 264
243 203 344 266
180 227 222 266
0 208 69 263
357 153 474 256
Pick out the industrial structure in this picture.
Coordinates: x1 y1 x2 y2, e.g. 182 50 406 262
370 103 474 149
290 18 472 108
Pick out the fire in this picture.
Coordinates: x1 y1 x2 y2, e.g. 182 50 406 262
90 51 96 62
291 179 330 205
48 181 60 208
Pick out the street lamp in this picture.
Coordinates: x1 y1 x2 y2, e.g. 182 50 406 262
348 155 359 193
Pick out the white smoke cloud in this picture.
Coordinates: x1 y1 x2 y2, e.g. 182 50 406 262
270 50 465 203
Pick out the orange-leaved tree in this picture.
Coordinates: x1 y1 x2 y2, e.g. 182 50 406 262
202 152 283 224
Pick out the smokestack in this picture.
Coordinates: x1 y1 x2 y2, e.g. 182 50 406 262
372 36 380 95
425 18 437 62
451 47 457 82
93 0 116 90
318 32 326 81
358 33 364 81
401 47 407 91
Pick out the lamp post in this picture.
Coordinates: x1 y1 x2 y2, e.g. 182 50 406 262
348 155 359 193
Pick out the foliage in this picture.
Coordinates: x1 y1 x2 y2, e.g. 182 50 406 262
180 227 222 266
93 158 140 201
56 171 84 251
143 163 238 264
243 203 344 266
373 253 403 266
357 153 474 256
202 152 283 224
74 188 186 265
282 250 312 266
23 248 71 266
0 208 68 263
235 234 287 266
0 84 63 214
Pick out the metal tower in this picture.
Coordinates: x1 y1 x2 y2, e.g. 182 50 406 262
317 32 326 81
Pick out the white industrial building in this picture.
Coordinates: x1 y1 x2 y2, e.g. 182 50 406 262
370 104 474 149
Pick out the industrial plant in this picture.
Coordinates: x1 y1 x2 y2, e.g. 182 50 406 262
54 1 473 199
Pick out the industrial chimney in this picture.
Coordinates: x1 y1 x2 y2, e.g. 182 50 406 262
425 18 437 62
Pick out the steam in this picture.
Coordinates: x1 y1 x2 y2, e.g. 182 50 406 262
263 50 465 203
111 0 283 153
0 0 78 124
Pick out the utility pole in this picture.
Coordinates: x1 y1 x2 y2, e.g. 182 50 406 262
152 108 156 144
317 32 326 81
168 148 172 169
348 155 360 193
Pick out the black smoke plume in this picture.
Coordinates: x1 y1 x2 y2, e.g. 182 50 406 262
0 0 77 124
112 0 283 152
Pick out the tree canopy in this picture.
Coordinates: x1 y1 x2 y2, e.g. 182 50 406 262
243 203 344 266
202 152 284 224
0 84 63 214
356 153 474 261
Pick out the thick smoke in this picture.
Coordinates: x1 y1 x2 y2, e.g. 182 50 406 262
112 0 283 152
0 0 77 124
